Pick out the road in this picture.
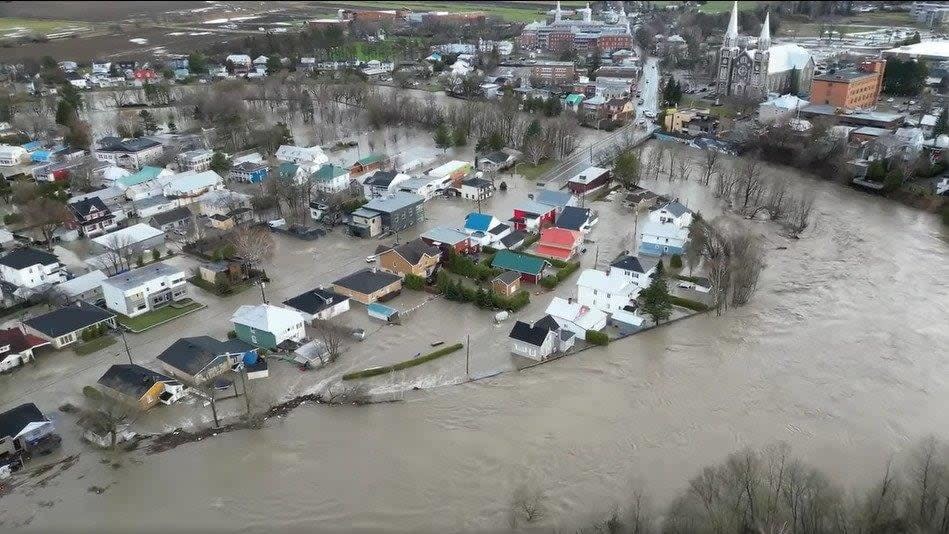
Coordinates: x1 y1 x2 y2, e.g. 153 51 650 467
540 57 660 186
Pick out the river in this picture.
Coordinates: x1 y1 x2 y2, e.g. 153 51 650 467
3 150 948 530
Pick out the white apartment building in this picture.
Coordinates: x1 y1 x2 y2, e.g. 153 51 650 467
0 248 67 289
100 262 188 317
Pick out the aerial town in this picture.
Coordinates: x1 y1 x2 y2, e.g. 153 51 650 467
0 1 947 531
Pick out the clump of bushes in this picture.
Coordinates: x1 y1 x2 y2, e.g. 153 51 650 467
80 323 108 341
539 261 581 289
3 213 23 225
435 272 529 311
670 295 709 312
403 273 426 290
585 330 610 346
445 250 500 282
670 254 683 269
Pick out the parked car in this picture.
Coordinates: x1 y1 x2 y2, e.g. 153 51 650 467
365 254 377 263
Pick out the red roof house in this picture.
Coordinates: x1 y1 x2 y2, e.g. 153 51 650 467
0 327 51 371
535 227 582 261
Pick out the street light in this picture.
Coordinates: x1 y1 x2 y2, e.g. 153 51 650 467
257 280 268 304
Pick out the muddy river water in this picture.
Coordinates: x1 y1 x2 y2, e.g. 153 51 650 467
3 144 948 529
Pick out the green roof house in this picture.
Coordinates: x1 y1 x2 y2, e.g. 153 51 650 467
312 163 351 193
116 166 170 189
350 153 387 176
491 250 548 283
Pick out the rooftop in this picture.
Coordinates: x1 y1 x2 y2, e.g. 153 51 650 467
333 268 401 295
24 301 114 338
102 262 184 291
232 304 305 332
0 247 59 270
98 364 175 400
0 403 47 440
57 270 107 298
491 250 547 275
362 192 424 214
813 69 876 82
157 336 253 377
92 224 164 248
421 226 470 245
283 288 350 315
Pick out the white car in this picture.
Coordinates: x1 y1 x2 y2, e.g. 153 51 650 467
644 110 656 119
365 255 377 263
886 98 894 103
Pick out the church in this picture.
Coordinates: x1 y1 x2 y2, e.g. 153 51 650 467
716 2 814 100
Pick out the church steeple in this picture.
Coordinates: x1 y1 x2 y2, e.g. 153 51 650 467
724 1 739 47
759 11 771 50
555 0 562 23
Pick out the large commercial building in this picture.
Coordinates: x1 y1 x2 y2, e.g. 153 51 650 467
516 1 632 54
883 40 949 65
530 61 577 87
810 59 886 109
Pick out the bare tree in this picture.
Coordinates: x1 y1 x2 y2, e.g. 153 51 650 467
728 232 765 307
229 226 274 273
79 387 137 451
700 149 721 186
313 319 348 364
511 483 546 527
100 233 135 274
23 198 71 249
734 157 764 214
784 194 815 236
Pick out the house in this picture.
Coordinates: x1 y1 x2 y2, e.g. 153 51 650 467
332 268 402 305
0 145 28 166
464 212 511 246
91 224 166 264
555 206 596 233
397 175 452 200
134 195 177 220
609 255 659 288
162 170 224 199
491 270 521 296
100 262 188 318
149 206 193 233
508 316 575 361
376 239 442 278
663 108 718 136
499 230 528 250
226 54 253 69
67 197 117 237
349 153 387 177
544 296 608 337
157 336 254 384
475 151 516 172
283 288 351 321
69 187 129 223
577 268 642 314
460 177 494 201
0 248 66 289
0 403 58 460
511 199 557 232
94 138 163 170
275 145 328 166
420 226 478 255
23 301 116 349
491 250 548 283
116 165 175 195
348 192 425 238
177 149 213 172
0 327 50 372
363 169 411 198
312 164 351 193
427 160 472 187
97 364 186 410
535 227 582 260
533 189 576 215
567 166 611 195
55 270 108 304
758 94 810 123
231 304 307 350
229 161 269 183
639 201 692 256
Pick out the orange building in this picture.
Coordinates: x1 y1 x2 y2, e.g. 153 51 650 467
809 59 886 110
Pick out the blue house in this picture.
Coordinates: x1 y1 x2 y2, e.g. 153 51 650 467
230 161 269 184
464 212 498 233
31 150 52 163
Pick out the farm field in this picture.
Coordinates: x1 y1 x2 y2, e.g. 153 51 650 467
318 1 590 22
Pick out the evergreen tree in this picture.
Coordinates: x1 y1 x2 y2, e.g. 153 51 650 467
138 110 157 134
433 124 452 152
59 82 82 111
612 151 640 188
453 127 467 147
210 152 230 174
266 56 282 74
934 107 949 137
640 276 673 325
55 99 76 126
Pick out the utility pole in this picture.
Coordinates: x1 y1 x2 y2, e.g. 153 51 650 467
117 326 133 364
465 333 470 380
594 245 599 270
257 281 268 304
239 365 251 415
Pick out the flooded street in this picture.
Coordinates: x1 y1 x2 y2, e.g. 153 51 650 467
3 142 948 530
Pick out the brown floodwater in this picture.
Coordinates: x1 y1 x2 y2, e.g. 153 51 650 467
2 145 947 532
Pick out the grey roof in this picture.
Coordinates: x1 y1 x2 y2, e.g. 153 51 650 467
100 137 161 153
499 230 527 249
364 170 399 187
555 206 591 231
813 70 875 82
462 177 493 189
379 239 441 265
333 268 401 295
661 201 689 217
421 226 470 245
134 195 175 211
611 255 659 274
98 364 175 400
102 262 184 291
488 223 510 236
157 336 251 377
0 403 47 440
232 161 268 172
517 198 557 215
0 247 60 270
534 314 560 332
480 151 509 165
509 320 551 347
149 207 192 227
24 302 114 338
535 189 574 209
493 270 520 285
363 192 424 214
284 288 350 315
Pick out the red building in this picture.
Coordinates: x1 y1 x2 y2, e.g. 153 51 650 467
512 199 557 232
596 34 633 53
133 69 157 81
535 228 582 261
567 166 611 195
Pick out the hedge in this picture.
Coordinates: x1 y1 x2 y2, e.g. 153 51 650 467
403 273 426 290
445 250 500 282
670 254 683 269
342 343 464 380
435 272 530 311
539 261 581 289
670 295 709 312
585 330 610 346
672 274 704 283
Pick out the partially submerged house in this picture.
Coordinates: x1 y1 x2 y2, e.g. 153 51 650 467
23 301 116 349
491 250 549 284
156 336 255 385
376 239 442 278
0 327 50 372
508 315 575 361
100 262 188 318
639 201 692 256
567 166 611 196
544 296 608 337
535 227 582 261
348 192 425 238
0 403 59 460
231 304 307 350
283 288 351 322
332 268 402 305
97 364 186 411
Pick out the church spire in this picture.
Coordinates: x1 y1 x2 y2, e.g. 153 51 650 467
724 1 739 47
759 11 771 49
555 0 562 23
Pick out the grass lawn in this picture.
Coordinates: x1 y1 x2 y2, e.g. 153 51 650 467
517 160 557 181
329 1 583 22
117 301 206 333
0 18 91 34
188 276 253 297
73 336 117 356
681 95 737 119
652 1 758 13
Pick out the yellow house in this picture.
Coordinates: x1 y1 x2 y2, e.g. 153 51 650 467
97 363 182 411
376 239 442 278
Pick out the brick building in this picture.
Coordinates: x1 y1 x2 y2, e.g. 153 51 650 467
809 59 886 110
530 61 577 87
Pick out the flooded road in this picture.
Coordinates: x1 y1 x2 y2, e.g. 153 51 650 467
4 148 948 530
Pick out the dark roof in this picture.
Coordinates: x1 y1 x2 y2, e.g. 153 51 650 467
98 364 174 400
661 201 689 217
157 336 249 377
283 288 350 315
480 151 509 164
68 197 110 222
232 161 268 172
555 206 591 231
0 247 60 270
813 69 875 82
611 255 658 274
380 239 441 265
99 137 161 153
509 320 551 347
0 403 47 439
462 177 493 189
488 223 510 236
499 230 527 249
493 270 520 285
333 268 401 295
24 302 114 338
534 314 560 332
149 207 192 227
364 169 399 187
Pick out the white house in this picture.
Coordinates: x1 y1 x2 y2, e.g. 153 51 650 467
639 201 692 256
231 304 307 349
508 315 575 361
460 177 494 201
576 269 641 313
94 138 164 170
0 144 28 166
275 145 329 166
100 262 188 318
758 94 810 123
283 288 351 322
544 296 608 338
0 327 50 372
312 163 352 193
162 170 224 200
56 270 108 303
177 149 213 172
608 255 659 289
0 248 67 290
363 169 412 198
226 54 253 69
397 175 452 200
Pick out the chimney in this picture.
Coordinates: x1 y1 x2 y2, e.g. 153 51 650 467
568 297 573 304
